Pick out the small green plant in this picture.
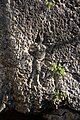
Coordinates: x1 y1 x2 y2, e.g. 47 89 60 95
49 62 65 76
45 0 54 10
48 62 67 108
53 90 68 109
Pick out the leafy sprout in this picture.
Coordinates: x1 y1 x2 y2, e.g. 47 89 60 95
48 62 67 108
49 62 65 76
53 90 68 108
45 0 54 10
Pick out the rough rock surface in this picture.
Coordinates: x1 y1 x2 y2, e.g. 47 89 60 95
0 0 80 114
0 107 80 120
43 108 80 120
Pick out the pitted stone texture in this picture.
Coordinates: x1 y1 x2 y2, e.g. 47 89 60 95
0 0 15 111
0 0 80 113
44 108 80 120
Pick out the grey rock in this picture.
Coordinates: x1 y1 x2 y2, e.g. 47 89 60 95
43 108 80 120
0 0 80 113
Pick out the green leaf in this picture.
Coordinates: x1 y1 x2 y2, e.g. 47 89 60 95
49 62 65 76
45 0 53 9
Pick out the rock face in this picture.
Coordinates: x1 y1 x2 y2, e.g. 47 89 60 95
43 108 80 120
0 108 80 120
0 0 80 114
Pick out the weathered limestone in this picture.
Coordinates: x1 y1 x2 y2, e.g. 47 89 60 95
0 0 80 115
